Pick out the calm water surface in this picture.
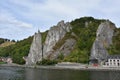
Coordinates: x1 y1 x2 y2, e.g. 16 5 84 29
0 66 120 80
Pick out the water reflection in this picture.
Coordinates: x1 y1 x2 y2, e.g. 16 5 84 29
0 67 24 80
24 68 89 80
90 71 120 80
0 66 120 80
24 68 49 80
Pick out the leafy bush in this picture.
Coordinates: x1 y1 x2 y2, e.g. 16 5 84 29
36 59 58 65
57 53 64 61
0 61 7 64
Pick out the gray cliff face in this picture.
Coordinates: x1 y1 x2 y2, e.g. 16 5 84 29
43 20 72 58
26 31 42 65
26 20 72 65
90 20 116 63
50 39 76 59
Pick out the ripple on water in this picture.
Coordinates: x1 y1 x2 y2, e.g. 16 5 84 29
0 67 24 80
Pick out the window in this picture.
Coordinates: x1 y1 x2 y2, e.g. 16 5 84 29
117 60 119 62
107 63 109 66
118 63 120 66
113 60 115 62
109 59 112 62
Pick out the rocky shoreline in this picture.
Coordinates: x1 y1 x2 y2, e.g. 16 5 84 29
0 63 120 71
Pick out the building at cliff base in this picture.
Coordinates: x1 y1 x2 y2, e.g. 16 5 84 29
103 55 120 67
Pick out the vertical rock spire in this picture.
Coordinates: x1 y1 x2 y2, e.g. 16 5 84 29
43 20 72 58
26 20 72 65
26 30 42 65
90 20 116 64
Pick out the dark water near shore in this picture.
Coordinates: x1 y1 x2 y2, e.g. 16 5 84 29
0 66 120 80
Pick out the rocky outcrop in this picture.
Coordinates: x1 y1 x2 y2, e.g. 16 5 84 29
90 20 116 64
26 30 42 65
43 20 72 58
50 39 76 59
26 19 116 65
26 21 72 65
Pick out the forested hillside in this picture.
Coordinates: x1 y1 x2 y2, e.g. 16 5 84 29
0 36 33 64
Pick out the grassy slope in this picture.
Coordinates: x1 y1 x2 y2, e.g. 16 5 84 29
0 41 15 47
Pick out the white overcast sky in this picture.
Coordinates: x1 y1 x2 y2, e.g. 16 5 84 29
0 0 120 40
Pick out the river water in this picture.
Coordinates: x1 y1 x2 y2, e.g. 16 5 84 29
0 66 120 80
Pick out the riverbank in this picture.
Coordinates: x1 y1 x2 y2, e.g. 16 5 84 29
0 63 120 71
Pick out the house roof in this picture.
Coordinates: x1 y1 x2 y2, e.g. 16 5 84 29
107 55 120 59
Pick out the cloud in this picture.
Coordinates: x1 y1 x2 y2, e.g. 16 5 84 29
6 0 103 30
0 10 33 28
0 9 36 40
0 0 120 40
87 0 120 27
8 0 101 19
2 0 120 27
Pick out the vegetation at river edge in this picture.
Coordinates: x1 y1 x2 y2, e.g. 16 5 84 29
36 59 58 65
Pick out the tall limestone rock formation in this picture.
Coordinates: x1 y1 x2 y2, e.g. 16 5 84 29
26 20 72 65
26 18 117 65
26 30 42 65
43 20 72 59
90 20 116 64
